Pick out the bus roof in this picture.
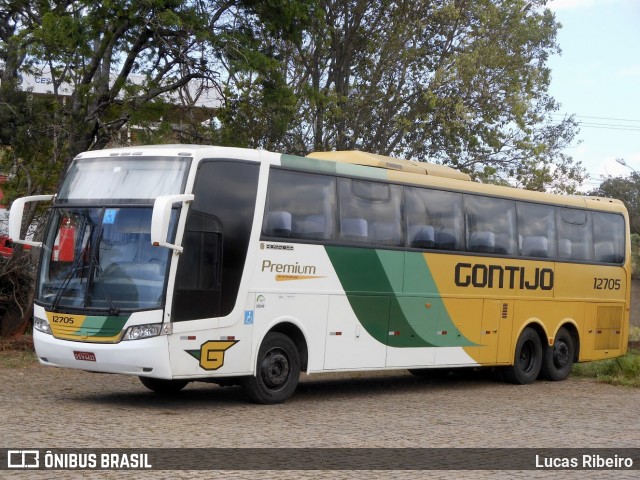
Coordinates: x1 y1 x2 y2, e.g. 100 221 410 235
307 150 472 181
70 145 627 215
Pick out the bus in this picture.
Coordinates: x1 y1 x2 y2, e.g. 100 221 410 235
9 145 630 404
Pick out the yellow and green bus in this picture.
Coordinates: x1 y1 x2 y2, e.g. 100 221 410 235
9 146 630 403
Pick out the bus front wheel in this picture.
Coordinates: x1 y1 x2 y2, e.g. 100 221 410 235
139 376 188 394
540 327 574 381
503 327 542 384
242 332 301 404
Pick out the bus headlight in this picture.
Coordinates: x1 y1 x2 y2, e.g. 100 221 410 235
123 324 162 341
33 317 52 335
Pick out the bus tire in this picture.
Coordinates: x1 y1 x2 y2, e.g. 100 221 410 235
139 376 188 394
503 327 542 385
242 332 300 404
540 327 574 381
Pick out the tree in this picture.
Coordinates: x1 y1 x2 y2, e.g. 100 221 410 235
590 173 640 235
0 0 311 336
1 0 312 199
216 0 583 192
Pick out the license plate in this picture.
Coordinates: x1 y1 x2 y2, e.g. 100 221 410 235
73 351 96 362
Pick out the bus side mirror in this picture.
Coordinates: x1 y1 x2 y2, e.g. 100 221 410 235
151 194 194 252
9 194 55 247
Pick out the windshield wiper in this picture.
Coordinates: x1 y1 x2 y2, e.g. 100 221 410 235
51 215 92 312
51 256 87 311
88 244 120 317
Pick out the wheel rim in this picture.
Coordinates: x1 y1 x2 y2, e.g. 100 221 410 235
260 347 290 390
552 340 570 370
519 340 536 373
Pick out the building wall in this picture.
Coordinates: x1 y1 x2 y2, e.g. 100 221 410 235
631 278 640 327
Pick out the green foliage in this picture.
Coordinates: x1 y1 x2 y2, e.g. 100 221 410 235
2 0 583 200
572 350 640 388
590 173 640 235
212 0 582 192
632 234 640 276
0 0 315 336
0 350 37 369
0 0 315 199
573 328 640 388
0 89 66 205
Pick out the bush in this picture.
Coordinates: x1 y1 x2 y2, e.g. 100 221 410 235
0 252 36 337
573 350 640 387
632 233 640 277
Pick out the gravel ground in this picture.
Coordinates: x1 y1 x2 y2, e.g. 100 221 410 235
1 360 638 479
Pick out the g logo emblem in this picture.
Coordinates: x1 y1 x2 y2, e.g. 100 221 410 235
199 340 238 370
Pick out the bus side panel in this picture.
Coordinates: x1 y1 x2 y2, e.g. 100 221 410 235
554 262 628 361
386 297 479 368
250 292 330 374
554 263 627 303
511 300 584 346
581 303 627 361
323 295 387 370
167 315 254 377
461 299 513 365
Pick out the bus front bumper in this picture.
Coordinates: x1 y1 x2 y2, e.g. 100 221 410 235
33 329 173 378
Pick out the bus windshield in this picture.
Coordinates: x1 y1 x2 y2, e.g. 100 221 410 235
58 157 191 203
37 207 178 313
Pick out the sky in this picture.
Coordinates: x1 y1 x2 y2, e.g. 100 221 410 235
547 0 640 190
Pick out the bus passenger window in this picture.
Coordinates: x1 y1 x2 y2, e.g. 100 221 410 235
557 208 592 262
341 217 368 242
263 169 336 241
468 231 495 253
265 211 292 237
408 225 435 249
592 212 625 264
465 196 516 255
517 203 556 258
404 187 463 251
338 179 402 247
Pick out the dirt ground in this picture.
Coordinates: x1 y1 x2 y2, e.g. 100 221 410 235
1 362 639 479
0 281 637 478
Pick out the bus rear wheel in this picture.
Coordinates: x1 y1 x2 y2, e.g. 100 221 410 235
139 376 188 394
242 332 300 404
503 327 542 384
540 327 574 381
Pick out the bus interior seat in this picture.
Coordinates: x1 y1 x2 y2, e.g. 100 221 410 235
265 211 292 237
434 229 458 250
521 236 549 258
372 222 401 244
296 214 327 239
493 234 511 255
341 217 368 242
595 241 616 263
409 225 435 248
468 231 495 253
112 209 151 234
103 262 163 281
558 239 572 258
571 241 587 260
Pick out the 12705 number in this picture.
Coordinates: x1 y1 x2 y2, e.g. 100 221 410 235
593 278 621 290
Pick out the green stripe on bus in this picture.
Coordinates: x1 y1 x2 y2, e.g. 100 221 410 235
325 246 475 347
79 316 129 337
281 155 339 174
280 155 388 180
